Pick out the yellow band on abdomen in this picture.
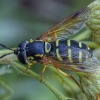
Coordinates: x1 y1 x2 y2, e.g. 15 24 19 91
68 48 73 63
56 39 63 61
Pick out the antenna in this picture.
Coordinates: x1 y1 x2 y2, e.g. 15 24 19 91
0 44 14 51
0 43 14 58
0 53 13 58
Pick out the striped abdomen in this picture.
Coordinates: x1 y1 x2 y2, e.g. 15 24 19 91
50 39 92 63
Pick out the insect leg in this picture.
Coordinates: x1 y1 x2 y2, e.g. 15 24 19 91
56 68 80 87
24 62 35 74
40 65 47 82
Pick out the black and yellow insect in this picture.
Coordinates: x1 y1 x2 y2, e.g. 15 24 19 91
0 7 95 83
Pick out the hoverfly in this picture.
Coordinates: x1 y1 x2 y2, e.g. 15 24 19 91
0 7 96 85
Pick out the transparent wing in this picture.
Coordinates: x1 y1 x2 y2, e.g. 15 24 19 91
38 7 91 42
45 56 100 73
40 46 100 72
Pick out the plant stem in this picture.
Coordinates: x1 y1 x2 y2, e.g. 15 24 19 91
11 61 74 100
47 66 79 92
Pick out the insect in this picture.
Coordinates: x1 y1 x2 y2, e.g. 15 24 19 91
0 7 96 85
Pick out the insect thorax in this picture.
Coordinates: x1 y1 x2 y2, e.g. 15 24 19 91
26 40 51 61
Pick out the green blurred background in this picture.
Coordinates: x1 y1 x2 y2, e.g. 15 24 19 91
0 0 94 100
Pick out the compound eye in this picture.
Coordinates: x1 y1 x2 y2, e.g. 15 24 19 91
18 51 29 64
18 41 28 48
